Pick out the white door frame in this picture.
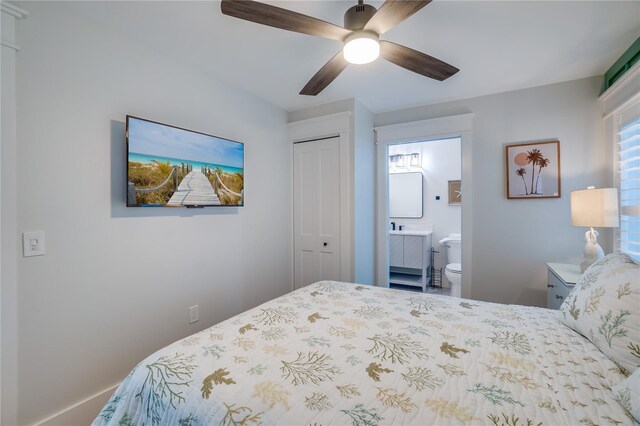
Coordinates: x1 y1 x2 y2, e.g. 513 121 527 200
375 113 474 299
288 112 353 290
1 3 28 424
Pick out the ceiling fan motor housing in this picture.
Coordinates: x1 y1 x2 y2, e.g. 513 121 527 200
343 3 377 31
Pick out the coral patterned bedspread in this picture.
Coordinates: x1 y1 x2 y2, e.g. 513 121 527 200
94 281 633 425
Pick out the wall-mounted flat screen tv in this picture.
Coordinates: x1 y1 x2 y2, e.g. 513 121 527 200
126 115 244 207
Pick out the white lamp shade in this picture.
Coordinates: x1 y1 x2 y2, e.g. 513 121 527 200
571 188 619 228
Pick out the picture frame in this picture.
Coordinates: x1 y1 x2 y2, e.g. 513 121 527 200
448 180 461 205
505 140 560 199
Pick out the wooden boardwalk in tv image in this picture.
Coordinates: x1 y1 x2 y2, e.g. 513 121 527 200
167 170 219 206
127 163 243 207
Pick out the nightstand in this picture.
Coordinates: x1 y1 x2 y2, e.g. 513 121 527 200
546 263 582 309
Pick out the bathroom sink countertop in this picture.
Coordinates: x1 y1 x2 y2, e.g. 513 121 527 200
389 230 432 236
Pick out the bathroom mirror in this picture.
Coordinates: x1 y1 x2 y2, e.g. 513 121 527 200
389 172 423 218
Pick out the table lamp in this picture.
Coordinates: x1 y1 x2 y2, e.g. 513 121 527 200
571 187 619 272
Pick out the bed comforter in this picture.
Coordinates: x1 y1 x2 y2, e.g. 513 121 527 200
94 281 634 425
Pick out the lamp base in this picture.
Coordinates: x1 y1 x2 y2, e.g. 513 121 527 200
580 228 604 273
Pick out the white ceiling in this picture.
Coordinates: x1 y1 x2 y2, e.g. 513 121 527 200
58 1 639 113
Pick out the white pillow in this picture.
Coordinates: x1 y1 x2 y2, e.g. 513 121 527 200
613 368 640 422
559 253 640 375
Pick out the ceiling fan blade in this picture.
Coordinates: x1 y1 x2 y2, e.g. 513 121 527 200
221 0 351 42
363 0 431 36
380 40 459 81
300 52 348 96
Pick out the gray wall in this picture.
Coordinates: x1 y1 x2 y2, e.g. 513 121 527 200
14 2 291 424
353 100 375 285
375 76 607 306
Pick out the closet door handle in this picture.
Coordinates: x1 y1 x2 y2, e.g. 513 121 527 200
556 295 563 300
547 284 554 288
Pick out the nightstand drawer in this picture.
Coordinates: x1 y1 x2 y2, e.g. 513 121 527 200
547 270 574 309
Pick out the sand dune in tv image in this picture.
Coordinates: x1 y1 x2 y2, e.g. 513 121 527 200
127 118 244 207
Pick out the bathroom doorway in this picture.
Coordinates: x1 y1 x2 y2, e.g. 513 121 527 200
384 137 462 296
375 114 473 299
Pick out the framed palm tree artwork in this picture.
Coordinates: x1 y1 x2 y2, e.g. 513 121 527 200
505 140 560 199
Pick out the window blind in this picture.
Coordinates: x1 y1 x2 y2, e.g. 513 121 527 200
618 107 640 261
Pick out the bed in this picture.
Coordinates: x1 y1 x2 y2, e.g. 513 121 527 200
94 271 638 425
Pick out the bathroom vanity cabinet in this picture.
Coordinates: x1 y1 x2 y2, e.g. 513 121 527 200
389 231 432 292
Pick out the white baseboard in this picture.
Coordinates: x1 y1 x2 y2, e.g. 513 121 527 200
36 384 119 426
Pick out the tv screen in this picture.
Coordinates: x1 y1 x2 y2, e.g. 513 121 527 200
126 116 244 207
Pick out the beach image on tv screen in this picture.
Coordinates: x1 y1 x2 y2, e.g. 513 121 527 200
127 117 244 207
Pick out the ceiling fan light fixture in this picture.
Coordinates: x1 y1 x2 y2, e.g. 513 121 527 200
343 31 380 65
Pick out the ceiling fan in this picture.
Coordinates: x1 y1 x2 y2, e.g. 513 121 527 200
220 0 459 96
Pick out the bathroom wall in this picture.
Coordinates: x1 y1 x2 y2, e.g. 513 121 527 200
388 138 462 280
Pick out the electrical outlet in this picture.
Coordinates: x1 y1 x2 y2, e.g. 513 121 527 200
23 231 46 257
189 305 199 324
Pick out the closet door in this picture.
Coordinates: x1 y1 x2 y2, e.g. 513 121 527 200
294 137 341 289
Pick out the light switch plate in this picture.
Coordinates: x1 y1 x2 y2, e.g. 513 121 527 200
189 305 199 324
23 231 45 257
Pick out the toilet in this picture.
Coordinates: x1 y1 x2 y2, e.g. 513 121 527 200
439 233 462 297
